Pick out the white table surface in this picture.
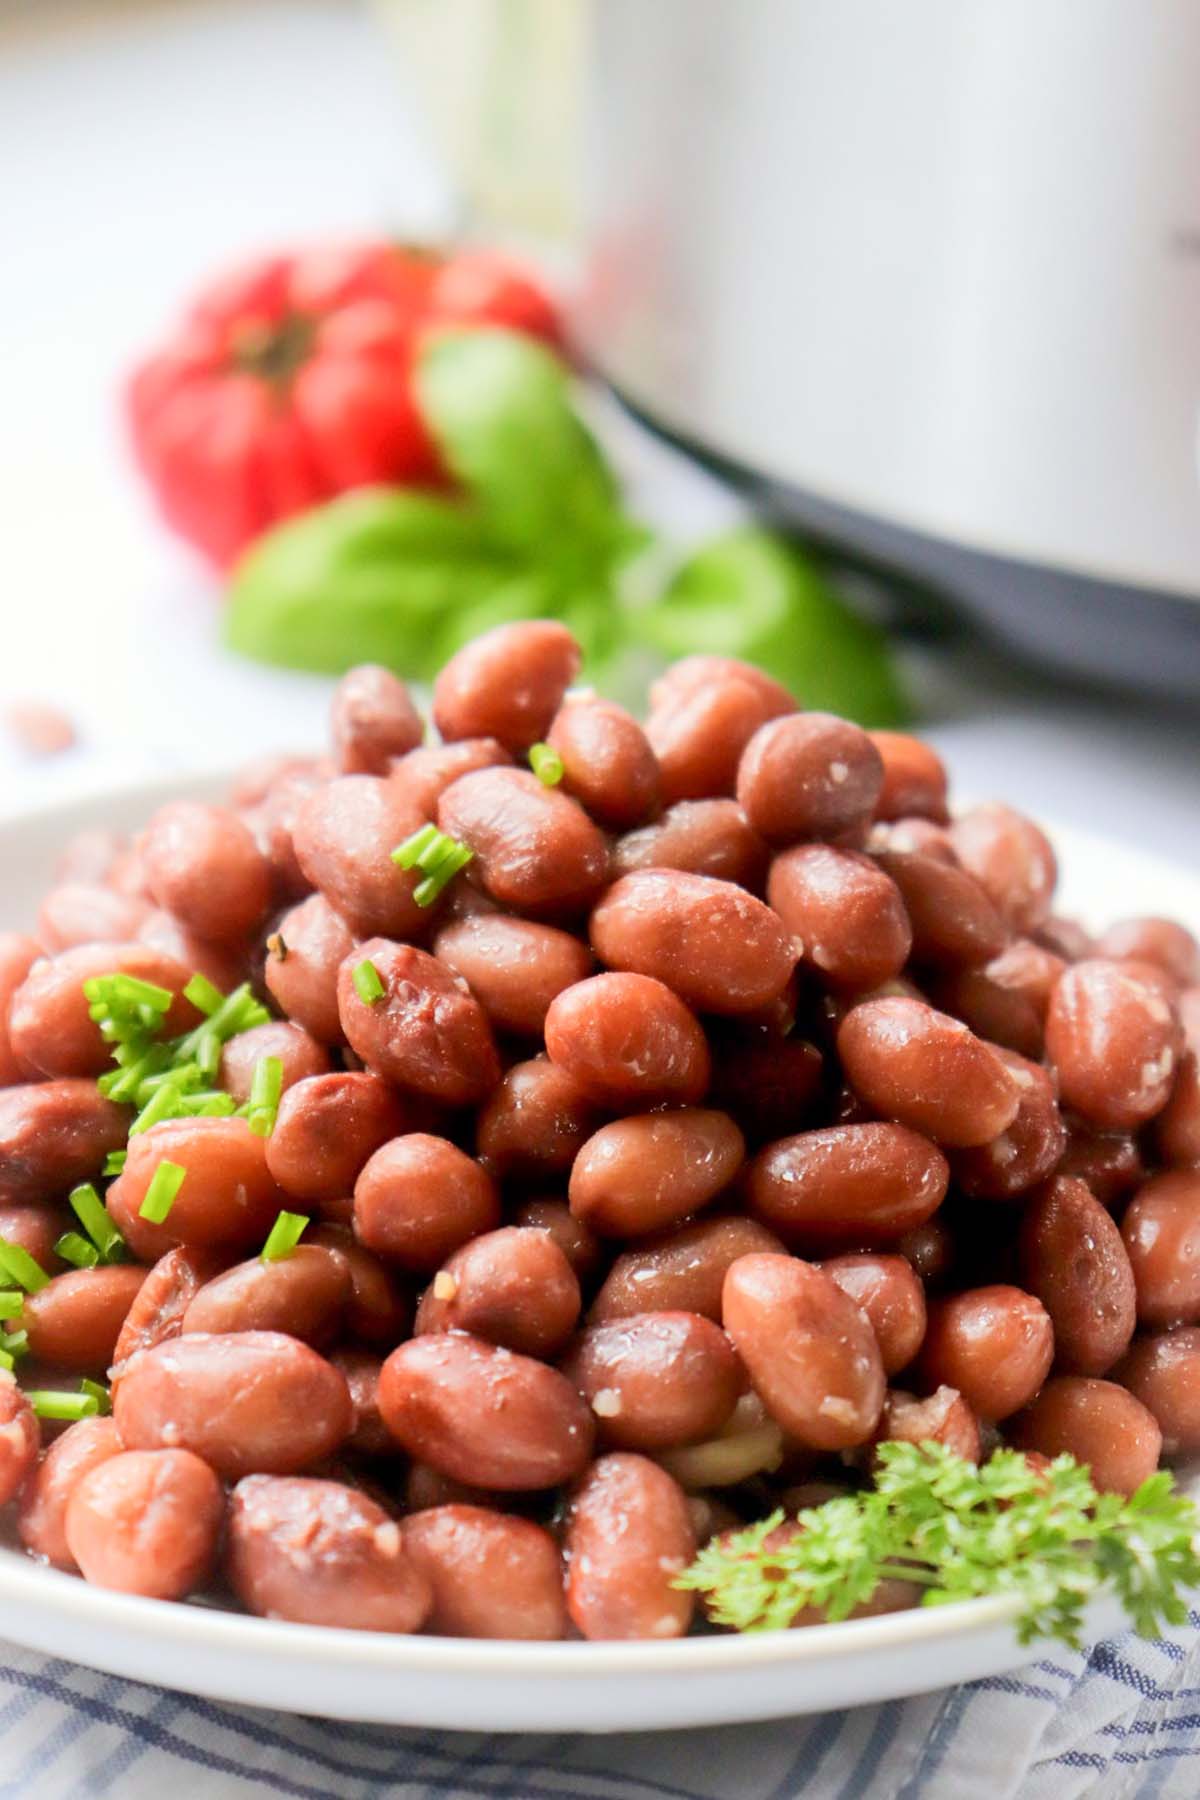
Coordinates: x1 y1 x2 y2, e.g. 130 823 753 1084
0 0 1196 882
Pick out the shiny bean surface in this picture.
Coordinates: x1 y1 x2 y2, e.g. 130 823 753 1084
475 1056 598 1181
1046 959 1181 1130
1156 1051 1200 1168
106 1118 284 1261
404 1505 567 1640
647 678 782 803
736 712 883 842
20 1266 147 1373
565 1453 696 1640
141 802 272 946
263 893 356 1045
0 1080 129 1204
1121 1171 1200 1328
869 732 949 823
414 1226 580 1357
266 1071 412 1203
589 1215 785 1324
65 1449 223 1599
1096 916 1200 988
547 696 660 828
0 933 42 1085
610 799 768 890
9 942 197 1079
217 1020 330 1103
871 850 1008 971
294 776 431 939
950 803 1057 932
434 914 593 1038
111 1247 221 1373
745 1123 948 1249
512 1197 605 1285
37 884 148 952
590 870 794 1016
918 1285 1054 1420
877 1385 980 1462
438 767 609 919
928 968 1044 1061
0 1375 39 1505
1011 1376 1161 1495
18 1416 122 1569
563 1311 742 1449
1018 1176 1135 1375
389 737 512 821
182 1244 350 1347
544 972 710 1108
821 1254 927 1375
569 1110 745 1237
768 845 911 992
837 997 1020 1147
432 621 580 751
950 1052 1067 1202
330 665 423 775
337 937 499 1105
1114 1329 1200 1455
355 1135 500 1273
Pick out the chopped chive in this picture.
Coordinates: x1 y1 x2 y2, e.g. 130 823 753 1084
260 1211 310 1263
390 825 474 905
103 1150 127 1177
0 1350 13 1373
246 1055 283 1137
391 822 440 870
27 1391 99 1422
412 842 474 907
130 1079 186 1137
54 1233 100 1270
183 972 224 1016
68 1184 126 1263
138 1160 186 1224
0 1241 49 1295
0 1294 22 1318
80 1378 111 1416
353 959 386 1005
180 1090 237 1117
529 742 564 786
0 1330 28 1360
195 1025 222 1081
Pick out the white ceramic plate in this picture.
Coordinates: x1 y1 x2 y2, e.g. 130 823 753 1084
0 771 1196 1733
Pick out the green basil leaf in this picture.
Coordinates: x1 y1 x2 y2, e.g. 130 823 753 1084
640 527 909 726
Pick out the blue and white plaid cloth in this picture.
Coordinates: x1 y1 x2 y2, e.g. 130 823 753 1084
1 1619 1198 1800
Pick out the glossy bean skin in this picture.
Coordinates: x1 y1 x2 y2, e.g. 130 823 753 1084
1114 1329 1200 1455
868 818 958 863
389 737 513 821
869 732 949 823
985 938 1067 1022
378 1332 594 1489
611 800 768 891
266 1072 412 1204
736 712 884 842
294 776 431 939
722 1253 885 1449
950 803 1057 933
114 1331 353 1476
329 1347 392 1455
708 1030 825 1147
767 845 911 992
821 1254 927 1375
745 1124 948 1250
950 1052 1067 1202
111 1247 222 1373
19 1266 147 1373
1096 917 1200 988
1121 1172 1200 1328
512 1200 605 1290
871 850 1008 972
330 664 423 775
562 1311 741 1450
544 972 710 1108
106 1118 285 1261
0 933 42 1085
404 1505 567 1639
227 1475 431 1631
65 1449 223 1599
141 802 272 946
564 1453 696 1640
837 997 1020 1148
877 1386 980 1462
590 870 794 1016
1156 1051 1200 1168
217 1020 331 1103
1011 1377 1161 1495
263 894 355 1045
182 1244 351 1348
1059 1126 1146 1209
918 1286 1054 1420
1045 959 1181 1130
475 1057 598 1182
898 1218 956 1287
438 768 609 920
647 678 784 803
354 1135 500 1273
18 1416 123 1569
432 621 580 752
307 1225 412 1348
1018 1176 1135 1375
569 1110 746 1238
337 938 499 1106
649 655 795 717
8 942 198 1079
0 1376 39 1505
589 1215 785 1325
0 1203 70 1274
547 696 661 829
433 915 593 1038
928 968 1044 1061
36 884 148 952
414 1227 581 1357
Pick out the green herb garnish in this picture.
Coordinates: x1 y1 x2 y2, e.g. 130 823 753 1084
68 1183 126 1265
529 742 564 786
27 1390 100 1422
677 1443 1200 1649
138 1160 186 1225
352 959 386 1006
0 1241 49 1295
53 1233 100 1270
391 825 474 907
261 1211 310 1263
79 1378 111 1416
245 1055 283 1137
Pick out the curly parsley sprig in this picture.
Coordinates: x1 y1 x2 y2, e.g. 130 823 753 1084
676 1443 1200 1649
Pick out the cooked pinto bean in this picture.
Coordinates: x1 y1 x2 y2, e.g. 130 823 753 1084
266 1072 412 1204
65 1449 223 1599
217 1020 330 1103
547 696 660 828
984 937 1067 1022
821 1254 927 1374
434 914 593 1037
19 1266 146 1373
1045 959 1181 1130
138 908 248 996
869 818 958 863
475 1057 598 1181
544 972 710 1108
708 1029 825 1146
589 1215 784 1325
1018 1176 1135 1374
1059 1125 1146 1208
1157 1051 1200 1167
949 803 1057 932
8 942 197 1079
307 1225 412 1347
414 1227 580 1356
512 1197 605 1285
330 665 423 775
1096 917 1200 988
438 767 608 919
242 768 323 908
263 893 355 1044
745 1124 948 1249
378 1332 593 1489
114 1331 353 1476
404 1505 567 1639
294 776 432 939
37 885 148 953
389 737 512 821
182 1244 350 1347
432 621 580 751
565 1453 696 1640
869 732 949 824
722 1253 885 1449
354 1135 500 1273
877 1386 980 1462
918 1286 1054 1420
563 1311 741 1450
649 655 794 717
569 1110 745 1237
111 1247 222 1373
590 870 794 1015
228 1475 431 1631
950 1052 1067 1202
141 802 271 946
1011 1377 1161 1495
767 846 911 992
337 938 499 1105
927 968 1044 1060
0 933 42 1085
1114 1329 1200 1455
1121 1171 1200 1327
329 1348 391 1455
837 997 1020 1147
0 1375 39 1504
648 679 787 806
871 850 1008 972
611 799 768 890
106 1118 284 1261
736 712 883 843
0 1203 69 1275
18 1416 122 1568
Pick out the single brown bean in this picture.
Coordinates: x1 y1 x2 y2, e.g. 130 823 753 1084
950 1052 1067 1202
928 968 1044 1060
918 1285 1054 1419
871 850 1008 971
337 938 499 1105
569 1110 745 1238
547 696 661 828
869 732 949 823
218 1020 331 1103
18 1416 123 1568
565 1453 696 1640
262 894 355 1045
294 775 435 939
708 1029 825 1147
227 1475 431 1631
820 1254 927 1375
950 803 1057 932
354 1134 499 1273
9 942 198 1079
0 1375 39 1504
111 1247 222 1373
307 1224 413 1347
512 1198 605 1286
182 1243 350 1347
19 1265 147 1373
1018 1175 1136 1374
330 664 423 775
36 884 149 952
0 934 42 1085
837 997 1021 1147
647 678 784 803
1011 1376 1161 1495
562 1311 742 1449
434 914 593 1038
141 802 272 946
767 845 912 992
241 765 325 907
868 818 958 863
266 1072 413 1203
1059 1125 1146 1208
985 938 1067 1022
329 1348 392 1455
1157 1051 1200 1168
1096 917 1200 988
746 1123 948 1249
1121 1171 1200 1327
722 1253 885 1449
736 712 884 842
876 1386 981 1462
649 655 795 717
475 1057 598 1181
432 621 581 751
611 799 768 890
66 1448 223 1599
114 1330 353 1476
388 737 512 821
438 767 609 920
415 1226 580 1356
544 972 710 1109
1113 1329 1200 1455
106 1117 285 1261
1046 959 1181 1130
137 907 248 998
404 1504 567 1639
379 1332 594 1488
0 1080 130 1205
589 1215 785 1325
590 870 794 1016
